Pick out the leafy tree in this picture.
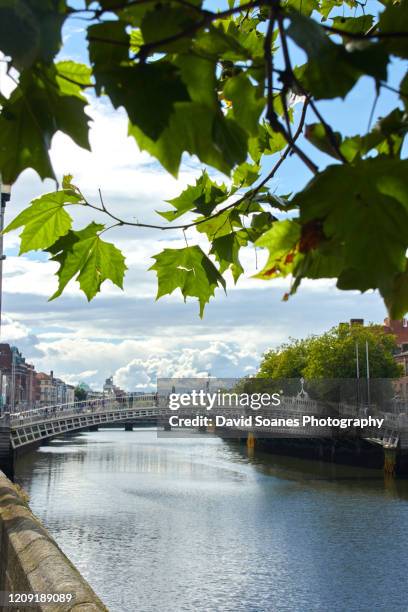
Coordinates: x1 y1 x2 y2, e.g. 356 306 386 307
1 1 408 315
303 323 401 380
257 337 312 378
258 323 401 380
74 385 87 401
257 323 402 402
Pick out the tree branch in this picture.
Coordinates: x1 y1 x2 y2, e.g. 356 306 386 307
80 99 310 235
321 24 408 39
277 12 348 164
263 4 318 174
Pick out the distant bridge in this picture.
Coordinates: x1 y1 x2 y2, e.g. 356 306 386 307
0 394 158 478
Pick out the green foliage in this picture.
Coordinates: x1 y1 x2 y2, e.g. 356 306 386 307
159 172 229 221
297 159 408 292
258 337 312 379
74 385 87 401
4 190 81 254
257 323 401 380
288 12 388 99
254 220 301 280
1 0 408 315
47 222 127 301
150 245 226 317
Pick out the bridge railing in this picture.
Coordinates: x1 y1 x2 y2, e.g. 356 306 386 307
9 393 158 427
9 392 408 432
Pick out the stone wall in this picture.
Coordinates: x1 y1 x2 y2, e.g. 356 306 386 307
0 470 108 611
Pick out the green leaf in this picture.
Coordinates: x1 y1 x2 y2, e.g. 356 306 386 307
331 15 374 35
248 123 287 162
288 13 388 99
294 240 345 280
48 222 127 301
296 159 408 288
173 54 218 107
0 69 91 183
0 89 52 183
224 19 265 59
0 0 66 69
130 29 143 54
129 102 243 176
194 23 255 62
55 61 93 98
305 122 343 159
288 15 355 98
88 21 130 79
212 115 248 168
341 109 408 161
196 209 242 240
150 245 226 316
94 63 190 141
4 190 81 254
379 0 408 58
283 0 319 16
210 231 247 282
233 161 261 187
380 261 408 319
319 0 343 20
254 220 301 279
223 73 265 136
400 71 408 111
119 0 199 27
159 172 228 221
141 5 198 53
0 0 39 68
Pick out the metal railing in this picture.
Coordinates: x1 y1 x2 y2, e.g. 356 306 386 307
9 394 158 428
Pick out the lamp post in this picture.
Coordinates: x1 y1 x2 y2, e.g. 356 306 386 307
366 340 371 407
356 342 360 407
0 179 10 335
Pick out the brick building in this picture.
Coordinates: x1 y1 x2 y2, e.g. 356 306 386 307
0 343 74 411
36 371 76 406
383 318 408 396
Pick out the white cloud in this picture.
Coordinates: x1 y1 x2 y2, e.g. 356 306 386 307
114 341 259 390
1 315 32 341
59 370 98 386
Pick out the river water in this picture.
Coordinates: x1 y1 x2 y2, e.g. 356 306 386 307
14 429 408 612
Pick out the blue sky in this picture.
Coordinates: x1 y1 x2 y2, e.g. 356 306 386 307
0 1 401 389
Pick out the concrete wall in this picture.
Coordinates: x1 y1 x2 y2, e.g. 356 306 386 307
0 471 108 611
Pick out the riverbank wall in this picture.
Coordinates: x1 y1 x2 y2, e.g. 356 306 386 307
220 431 408 476
0 470 107 611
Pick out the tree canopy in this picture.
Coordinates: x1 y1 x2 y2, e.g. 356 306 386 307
1 0 408 315
74 384 88 401
257 322 402 380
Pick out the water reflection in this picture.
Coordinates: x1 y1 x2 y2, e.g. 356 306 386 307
15 429 408 612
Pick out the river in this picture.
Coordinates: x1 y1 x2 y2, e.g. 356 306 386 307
14 429 408 612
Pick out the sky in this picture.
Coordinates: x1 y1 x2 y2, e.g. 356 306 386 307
0 2 397 390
